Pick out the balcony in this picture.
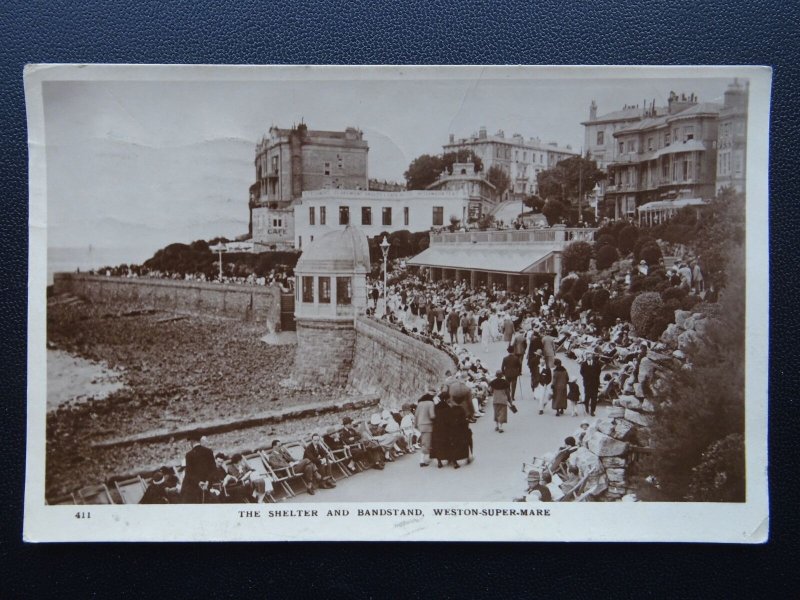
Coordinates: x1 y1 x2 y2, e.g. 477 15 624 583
429 227 597 245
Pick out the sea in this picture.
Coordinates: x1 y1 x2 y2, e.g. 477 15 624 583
48 246 155 286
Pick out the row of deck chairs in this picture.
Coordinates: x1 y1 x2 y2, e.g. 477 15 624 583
46 425 372 505
522 449 597 502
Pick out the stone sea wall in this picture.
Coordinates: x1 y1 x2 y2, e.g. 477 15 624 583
52 273 281 328
348 317 457 407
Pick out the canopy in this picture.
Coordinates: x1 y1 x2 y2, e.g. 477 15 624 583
638 198 706 213
407 245 558 275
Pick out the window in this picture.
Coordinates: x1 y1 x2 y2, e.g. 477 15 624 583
539 154 543 164
515 151 519 160
298 236 302 249
684 126 694 141
523 151 527 161
432 206 444 226
336 277 352 305
382 207 392 226
302 276 314 303
318 277 331 304
337 155 343 170
597 131 604 145
627 140 635 153
682 156 692 181
734 150 743 175
320 206 326 225
361 206 372 225
647 137 654 151
309 206 315 225
618 141 624 155
662 156 669 178
339 206 349 225
403 206 409 226
271 156 278 172
272 218 282 228
324 162 331 176
665 131 671 146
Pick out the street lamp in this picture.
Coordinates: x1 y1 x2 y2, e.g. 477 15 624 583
379 235 390 316
210 243 226 281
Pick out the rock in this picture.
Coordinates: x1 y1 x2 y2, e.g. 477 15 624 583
607 407 625 419
638 357 659 384
610 418 636 441
692 312 704 321
641 399 656 413
596 418 615 437
653 342 668 352
683 317 696 331
600 456 627 469
693 318 712 336
677 329 703 353
606 467 627 486
674 310 692 328
633 383 645 399
621 493 638 502
624 408 652 427
568 447 608 497
672 349 686 360
585 430 629 457
660 323 682 347
616 395 642 410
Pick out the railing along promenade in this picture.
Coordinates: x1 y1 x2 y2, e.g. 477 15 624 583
429 227 597 245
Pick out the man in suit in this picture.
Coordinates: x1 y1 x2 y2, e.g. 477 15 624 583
267 439 320 495
501 345 523 401
303 433 336 488
512 327 527 362
180 433 217 503
414 391 437 467
340 416 384 470
541 328 556 369
580 351 603 416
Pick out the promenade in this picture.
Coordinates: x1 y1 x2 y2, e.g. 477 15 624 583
296 337 608 503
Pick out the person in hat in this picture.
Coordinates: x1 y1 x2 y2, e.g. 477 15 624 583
533 353 552 415
266 439 321 495
580 350 602 417
340 416 384 471
501 344 523 402
303 433 337 489
140 469 172 504
573 419 592 445
551 358 569 416
523 470 552 502
637 260 649 277
414 392 437 467
541 328 556 369
179 433 217 504
489 370 512 433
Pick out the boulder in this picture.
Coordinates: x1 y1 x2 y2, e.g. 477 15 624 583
674 309 692 328
641 398 656 413
607 407 626 419
600 456 627 469
585 430 629 457
633 383 645 399
672 349 686 360
610 417 636 441
596 418 615 437
616 395 642 410
660 323 682 347
568 447 609 497
605 467 627 486
621 493 638 502
693 318 712 336
677 329 703 353
692 312 704 321
682 316 696 331
637 357 659 384
624 408 652 427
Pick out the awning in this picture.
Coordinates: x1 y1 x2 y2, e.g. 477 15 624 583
652 139 707 158
407 245 558 275
638 198 706 213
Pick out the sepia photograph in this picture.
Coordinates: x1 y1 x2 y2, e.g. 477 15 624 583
24 65 770 542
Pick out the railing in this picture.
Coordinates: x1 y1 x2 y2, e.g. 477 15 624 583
429 228 597 245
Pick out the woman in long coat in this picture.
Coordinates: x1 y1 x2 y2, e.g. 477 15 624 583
431 393 454 467
551 358 569 416
446 398 472 468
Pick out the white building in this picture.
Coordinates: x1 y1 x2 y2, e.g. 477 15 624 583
293 189 470 249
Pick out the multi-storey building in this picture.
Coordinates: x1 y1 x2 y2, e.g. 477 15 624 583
442 127 578 199
582 101 660 172
293 189 471 249
716 79 748 194
249 124 369 248
603 92 721 220
426 162 498 222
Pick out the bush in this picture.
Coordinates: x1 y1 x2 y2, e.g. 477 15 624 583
569 276 589 303
640 243 663 267
633 235 657 261
580 289 594 309
618 225 639 254
592 287 610 311
562 241 593 272
558 277 575 297
595 244 619 270
686 434 745 502
595 233 616 250
630 292 665 339
681 294 700 311
605 293 636 323
662 286 688 302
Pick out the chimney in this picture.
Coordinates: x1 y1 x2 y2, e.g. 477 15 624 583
589 100 597 120
449 133 455 143
478 126 487 139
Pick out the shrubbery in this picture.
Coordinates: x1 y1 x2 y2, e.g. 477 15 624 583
617 224 639 254
562 241 593 272
630 292 665 339
686 433 745 502
639 243 663 267
592 287 610 311
595 244 619 270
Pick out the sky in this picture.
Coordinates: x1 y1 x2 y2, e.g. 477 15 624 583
42 70 735 259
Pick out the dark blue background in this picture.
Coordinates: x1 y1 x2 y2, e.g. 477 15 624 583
1 1 796 596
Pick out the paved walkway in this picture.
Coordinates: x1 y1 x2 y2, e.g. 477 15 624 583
294 338 608 503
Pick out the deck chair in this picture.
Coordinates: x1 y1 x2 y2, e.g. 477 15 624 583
319 438 352 481
114 476 148 505
557 472 591 502
260 449 306 498
48 492 80 505
78 483 116 504
242 452 276 502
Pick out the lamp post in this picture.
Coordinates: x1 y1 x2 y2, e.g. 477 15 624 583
592 183 601 221
379 235 390 316
210 243 226 282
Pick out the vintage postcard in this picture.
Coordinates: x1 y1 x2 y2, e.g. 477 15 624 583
24 64 770 542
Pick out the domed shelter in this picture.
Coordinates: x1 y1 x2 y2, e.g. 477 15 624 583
294 225 370 321
291 226 370 387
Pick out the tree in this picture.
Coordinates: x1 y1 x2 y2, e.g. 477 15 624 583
487 165 510 198
403 154 444 190
536 156 605 204
562 241 593 273
595 244 619 270
630 292 665 339
541 198 567 226
524 195 545 212
442 149 483 174
617 224 639 254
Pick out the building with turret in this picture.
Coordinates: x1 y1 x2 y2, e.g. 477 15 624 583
249 124 369 249
716 79 748 194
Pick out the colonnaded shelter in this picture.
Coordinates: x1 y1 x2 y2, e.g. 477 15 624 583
407 225 597 293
